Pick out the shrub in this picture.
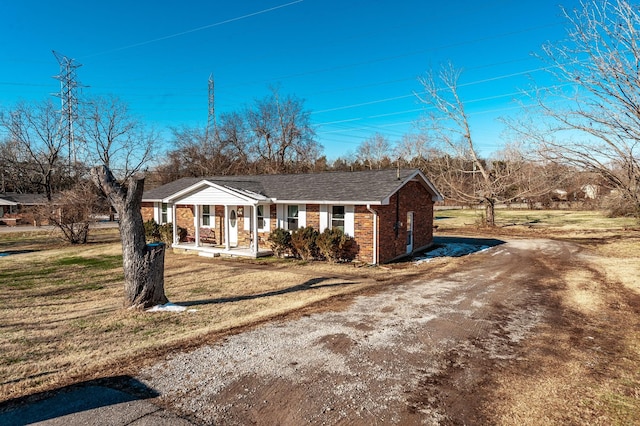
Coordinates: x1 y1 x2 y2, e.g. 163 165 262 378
317 228 358 263
144 219 161 242
144 220 185 245
158 223 176 244
267 228 292 258
290 226 319 260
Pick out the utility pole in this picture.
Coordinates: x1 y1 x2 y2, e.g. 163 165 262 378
206 73 217 142
52 51 84 175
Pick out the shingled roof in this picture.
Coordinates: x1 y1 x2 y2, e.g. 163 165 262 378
0 193 49 205
142 169 442 204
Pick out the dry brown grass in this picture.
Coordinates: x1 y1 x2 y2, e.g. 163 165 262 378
0 228 428 402
482 235 640 425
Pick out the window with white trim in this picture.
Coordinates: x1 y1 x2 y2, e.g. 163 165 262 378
202 205 212 227
286 205 299 230
161 203 168 224
331 205 345 233
257 205 266 230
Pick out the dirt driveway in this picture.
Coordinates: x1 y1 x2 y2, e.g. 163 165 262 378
138 238 575 425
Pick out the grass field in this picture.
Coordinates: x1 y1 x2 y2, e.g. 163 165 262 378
1 210 639 424
0 228 426 401
435 207 639 233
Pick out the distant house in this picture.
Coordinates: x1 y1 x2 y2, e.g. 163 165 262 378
0 193 49 226
141 169 443 264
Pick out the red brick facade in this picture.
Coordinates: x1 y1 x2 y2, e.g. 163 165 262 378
373 180 435 263
143 179 435 263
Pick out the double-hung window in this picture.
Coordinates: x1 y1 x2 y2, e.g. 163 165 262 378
257 205 266 230
161 203 168 224
287 205 299 230
331 206 345 233
202 205 211 227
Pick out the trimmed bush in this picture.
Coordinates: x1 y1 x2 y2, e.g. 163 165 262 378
317 228 358 263
144 219 186 245
144 219 161 242
267 228 292 258
290 226 319 260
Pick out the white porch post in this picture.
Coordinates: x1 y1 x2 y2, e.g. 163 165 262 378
224 205 230 251
194 204 200 247
252 204 259 255
172 204 177 246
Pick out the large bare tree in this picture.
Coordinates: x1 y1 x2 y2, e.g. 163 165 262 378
525 0 640 215
418 64 551 225
356 133 392 170
246 87 320 174
0 100 67 200
91 165 167 309
80 95 157 181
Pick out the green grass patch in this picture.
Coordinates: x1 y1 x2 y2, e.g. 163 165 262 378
54 255 122 269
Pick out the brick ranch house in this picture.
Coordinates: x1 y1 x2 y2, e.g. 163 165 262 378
140 168 443 264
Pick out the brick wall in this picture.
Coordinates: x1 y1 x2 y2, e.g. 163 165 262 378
375 180 434 263
354 205 374 263
144 184 434 264
141 202 154 222
306 204 320 229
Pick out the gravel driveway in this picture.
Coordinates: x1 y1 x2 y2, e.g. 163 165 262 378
139 239 575 425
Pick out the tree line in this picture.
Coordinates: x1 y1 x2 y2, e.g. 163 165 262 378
0 0 638 232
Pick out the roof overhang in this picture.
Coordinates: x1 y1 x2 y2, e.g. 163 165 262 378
381 169 444 204
0 199 18 207
272 199 384 205
163 180 271 205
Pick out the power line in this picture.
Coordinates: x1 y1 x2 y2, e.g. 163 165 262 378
82 1 304 59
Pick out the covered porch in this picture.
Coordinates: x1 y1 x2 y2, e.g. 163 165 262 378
171 242 273 258
164 180 273 259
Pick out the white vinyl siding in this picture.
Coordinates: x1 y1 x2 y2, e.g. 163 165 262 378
298 205 306 228
277 204 285 229
319 205 329 231
178 186 254 206
344 205 355 236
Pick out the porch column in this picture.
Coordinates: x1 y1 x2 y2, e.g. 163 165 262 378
252 204 259 255
194 204 200 247
172 204 177 246
224 205 230 251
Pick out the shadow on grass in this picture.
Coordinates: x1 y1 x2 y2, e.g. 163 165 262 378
179 276 357 307
0 376 159 425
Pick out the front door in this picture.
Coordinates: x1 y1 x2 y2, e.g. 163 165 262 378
229 206 238 246
406 211 414 253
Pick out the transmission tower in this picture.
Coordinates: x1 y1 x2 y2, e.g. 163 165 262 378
52 50 83 172
206 73 217 141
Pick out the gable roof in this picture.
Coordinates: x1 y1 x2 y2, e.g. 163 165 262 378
143 169 443 205
0 193 48 206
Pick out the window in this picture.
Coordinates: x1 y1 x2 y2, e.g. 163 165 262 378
287 205 299 230
331 205 345 233
257 205 265 229
202 205 211 227
161 203 168 224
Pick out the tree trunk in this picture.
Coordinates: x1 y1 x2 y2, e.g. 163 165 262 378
90 165 168 309
485 199 496 227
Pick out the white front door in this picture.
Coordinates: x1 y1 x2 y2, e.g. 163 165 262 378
406 211 414 254
229 206 238 246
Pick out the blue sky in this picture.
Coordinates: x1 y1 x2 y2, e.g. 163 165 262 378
2 0 581 161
